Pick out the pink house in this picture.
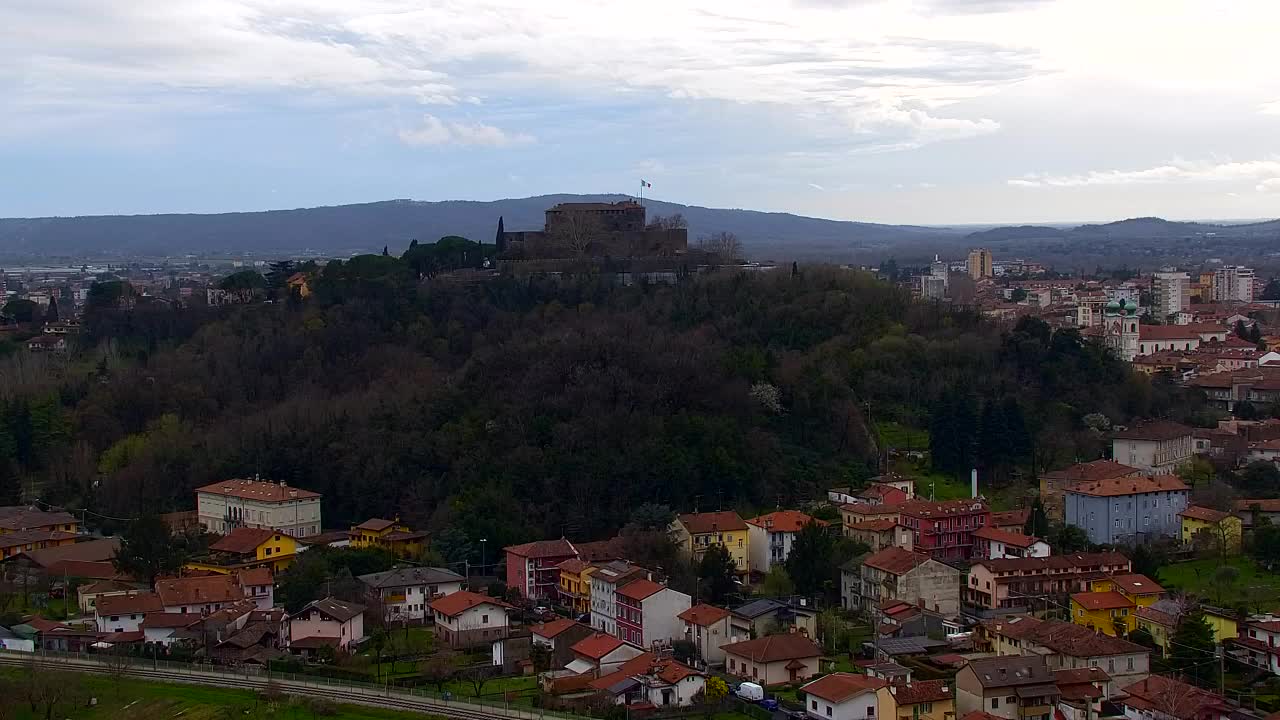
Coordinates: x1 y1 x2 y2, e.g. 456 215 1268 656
288 597 366 653
504 538 578 601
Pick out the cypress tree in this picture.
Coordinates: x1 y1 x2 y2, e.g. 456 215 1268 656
1168 608 1219 688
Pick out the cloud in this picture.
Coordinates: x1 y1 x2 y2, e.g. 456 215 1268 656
1258 178 1280 193
398 115 533 147
1263 100 1280 115
808 183 826 191
1008 158 1280 188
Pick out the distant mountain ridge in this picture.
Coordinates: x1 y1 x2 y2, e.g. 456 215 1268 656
966 216 1280 243
0 194 963 259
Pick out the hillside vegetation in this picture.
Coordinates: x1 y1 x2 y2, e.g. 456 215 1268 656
2 258 1203 555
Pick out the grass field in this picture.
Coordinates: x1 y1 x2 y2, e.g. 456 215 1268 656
0 671 445 720
1159 557 1280 610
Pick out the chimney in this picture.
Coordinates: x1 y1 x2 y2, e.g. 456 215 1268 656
971 468 978 499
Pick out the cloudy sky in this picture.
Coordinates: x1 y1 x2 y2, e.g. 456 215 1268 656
3 0 1279 224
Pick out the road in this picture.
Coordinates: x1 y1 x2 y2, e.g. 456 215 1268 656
0 651 564 720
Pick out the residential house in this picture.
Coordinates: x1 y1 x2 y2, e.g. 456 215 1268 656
1178 506 1242 555
238 567 275 610
95 591 164 633
156 575 245 616
972 528 1050 560
746 510 825 575
955 655 1059 720
0 529 79 560
77 579 145 615
670 511 750 578
881 679 956 720
1111 423 1194 474
564 632 644 675
504 538 579 601
991 509 1031 534
842 503 904 533
198 526 300 572
872 475 916 499
25 335 66 353
615 578 691 650
846 519 915 552
10 616 98 654
1232 616 1280 676
1063 476 1190 545
142 612 199 646
978 616 1150 695
557 558 594 616
1040 461 1144 522
722 633 824 686
588 652 707 709
589 560 649 636
897 499 992 562
289 597 366 653
965 553 1132 614
1134 600 1187 658
195 478 322 537
874 599 965 641
677 603 732 666
858 484 911 506
1053 668 1109 720
358 566 464 623
1071 574 1164 636
728 597 819 643
1118 675 1232 720
431 590 514 649
349 518 428 559
0 506 79 534
855 546 962 616
1234 498 1280 531
800 672 887 720
529 618 595 670
1135 324 1230 356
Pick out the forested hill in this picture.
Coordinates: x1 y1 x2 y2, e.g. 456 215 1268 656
0 195 961 259
1 260 1202 554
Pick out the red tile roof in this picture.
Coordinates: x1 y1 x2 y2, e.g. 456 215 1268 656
96 592 164 616
617 578 664 602
556 558 591 574
1138 324 1228 341
1066 475 1189 497
863 547 931 576
237 567 273 588
429 590 514 617
1179 505 1231 523
677 511 747 534
143 613 197 629
846 519 900 532
1041 460 1142 482
990 508 1031 528
678 604 731 627
46 560 126 580
842 503 902 517
155 575 244 607
1135 606 1178 627
209 527 278 555
503 538 577 559
972 526 1042 548
194 479 320 502
1112 421 1194 441
1071 591 1133 611
890 679 952 705
721 634 822 663
529 618 582 639
353 518 398 532
983 617 1147 657
746 511 824 533
571 632 627 660
801 673 886 703
899 499 989 519
1237 498 1280 513
1121 675 1228 719
1109 574 1164 596
960 711 1005 720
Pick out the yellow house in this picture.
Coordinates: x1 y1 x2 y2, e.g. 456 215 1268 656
0 529 79 560
671 511 750 578
557 558 593 616
1203 606 1238 648
1135 606 1178 656
879 679 955 720
0 508 79 536
195 526 301 573
1179 505 1242 555
350 518 429 559
1071 574 1164 636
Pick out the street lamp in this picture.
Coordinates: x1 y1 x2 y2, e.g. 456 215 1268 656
479 539 487 577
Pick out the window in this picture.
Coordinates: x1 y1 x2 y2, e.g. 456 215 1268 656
812 700 818 710
922 704 932 713
1006 697 1016 704
482 614 489 624
1108 659 1115 672
110 615 119 622
1127 657 1135 671
827 708 833 718
868 706 875 717
991 699 999 709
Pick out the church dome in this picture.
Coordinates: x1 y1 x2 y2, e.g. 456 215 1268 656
1105 299 1122 313
1124 299 1138 315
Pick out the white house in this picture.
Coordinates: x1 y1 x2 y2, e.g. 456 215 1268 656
722 633 824 686
430 590 514 649
156 575 245 616
590 654 707 708
78 580 143 615
745 511 825 575
800 672 886 720
141 613 197 646
971 527 1050 559
1235 616 1280 676
95 592 164 633
615 579 691 650
589 561 648 636
1111 422 1194 474
289 597 366 651
565 633 645 675
196 477 322 537
237 568 275 611
358 566 464 623
678 604 733 666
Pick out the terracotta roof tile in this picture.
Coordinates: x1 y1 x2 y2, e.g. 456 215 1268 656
503 538 577 559
677 511 747 534
846 519 900 532
890 679 952 705
353 518 398 532
802 673 886 703
1041 460 1142 483
429 590 514 617
194 479 320 502
1179 505 1231 523
617 578 664 602
1111 421 1195 441
209 528 278 555
972 527 1041 547
990 509 1031 527
156 575 244 607
1072 591 1133 610
1109 574 1164 596
237 567 273 588
746 511 825 533
899 499 989 519
529 619 583 639
863 547 931 576
571 633 627 660
96 592 164 616
678 604 730 627
1066 475 1189 497
721 634 822 663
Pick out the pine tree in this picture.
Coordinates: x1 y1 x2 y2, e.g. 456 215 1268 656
785 521 836 597
44 298 59 323
698 544 737 603
1024 498 1050 538
1168 608 1219 689
1235 319 1249 339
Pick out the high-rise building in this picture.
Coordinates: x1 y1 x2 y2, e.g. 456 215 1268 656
921 255 949 300
1151 271 1189 319
967 248 993 280
1213 266 1255 303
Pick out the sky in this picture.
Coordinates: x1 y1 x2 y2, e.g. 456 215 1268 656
2 0 1280 225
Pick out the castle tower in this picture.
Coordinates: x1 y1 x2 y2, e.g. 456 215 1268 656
1104 299 1139 361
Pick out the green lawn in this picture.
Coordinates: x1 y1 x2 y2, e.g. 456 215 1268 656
1159 556 1280 610
442 673 537 699
0 671 446 720
875 422 929 451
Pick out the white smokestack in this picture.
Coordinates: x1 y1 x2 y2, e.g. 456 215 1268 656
971 468 978 499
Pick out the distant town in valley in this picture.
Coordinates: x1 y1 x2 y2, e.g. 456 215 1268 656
3 195 1280 720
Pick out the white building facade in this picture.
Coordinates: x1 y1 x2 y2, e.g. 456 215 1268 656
196 478 322 537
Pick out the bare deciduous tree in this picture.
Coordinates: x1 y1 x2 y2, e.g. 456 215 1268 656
549 211 605 256
697 232 743 263
19 667 85 720
647 213 687 231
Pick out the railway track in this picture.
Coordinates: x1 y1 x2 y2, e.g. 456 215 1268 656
0 653 552 720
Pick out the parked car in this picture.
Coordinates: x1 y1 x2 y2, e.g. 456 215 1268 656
736 682 764 702
759 698 780 712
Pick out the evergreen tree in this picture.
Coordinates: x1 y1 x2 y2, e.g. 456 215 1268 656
1235 319 1249 339
1249 323 1263 344
1024 498 1050 538
698 544 737 604
113 515 187 586
978 398 1008 478
785 521 836 598
44 298 59 323
1168 608 1219 689
1130 543 1163 581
